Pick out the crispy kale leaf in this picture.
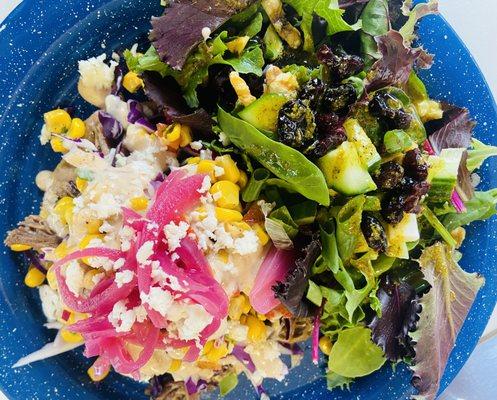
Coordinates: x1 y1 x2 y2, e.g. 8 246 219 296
410 243 484 400
150 0 257 69
368 275 418 361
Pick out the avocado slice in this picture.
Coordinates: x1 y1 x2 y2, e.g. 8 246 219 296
238 93 288 133
343 118 381 171
318 141 378 196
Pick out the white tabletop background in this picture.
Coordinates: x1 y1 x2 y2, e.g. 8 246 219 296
1 0 497 399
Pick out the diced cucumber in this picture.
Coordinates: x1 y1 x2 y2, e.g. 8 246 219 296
317 141 378 196
238 93 288 133
385 213 420 259
343 118 381 171
428 148 465 202
263 25 284 61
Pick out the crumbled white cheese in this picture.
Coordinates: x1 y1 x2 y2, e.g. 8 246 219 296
65 261 85 296
200 149 213 160
136 241 154 265
38 285 63 322
141 287 174 317
171 252 179 262
113 258 126 271
91 272 105 285
233 230 260 255
190 141 203 150
108 301 147 333
214 166 225 178
164 221 189 252
119 226 136 251
218 131 231 146
168 303 213 341
78 54 117 91
198 176 212 194
245 341 288 383
115 270 134 288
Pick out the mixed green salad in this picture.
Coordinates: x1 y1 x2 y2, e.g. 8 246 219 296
7 0 497 399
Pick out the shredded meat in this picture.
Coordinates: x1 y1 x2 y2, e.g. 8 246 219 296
85 112 110 155
49 161 79 199
4 215 61 251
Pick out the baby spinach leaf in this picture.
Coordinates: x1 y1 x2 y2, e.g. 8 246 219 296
218 108 330 205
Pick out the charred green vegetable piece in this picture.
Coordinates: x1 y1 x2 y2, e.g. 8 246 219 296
218 107 330 205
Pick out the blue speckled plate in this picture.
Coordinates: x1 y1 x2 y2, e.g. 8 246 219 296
0 1 496 399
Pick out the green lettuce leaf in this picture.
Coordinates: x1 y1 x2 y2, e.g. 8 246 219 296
125 32 264 108
360 0 389 68
399 0 438 44
335 195 369 261
467 138 497 172
328 326 386 378
442 189 497 231
326 371 353 391
284 0 361 51
410 242 484 399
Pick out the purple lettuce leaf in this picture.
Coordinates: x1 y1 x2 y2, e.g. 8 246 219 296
272 237 322 318
150 0 256 70
365 30 433 92
368 275 418 362
410 242 484 400
427 104 475 153
97 111 124 148
142 72 213 133
427 104 476 201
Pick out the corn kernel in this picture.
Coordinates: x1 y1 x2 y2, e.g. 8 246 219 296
54 196 74 224
197 360 221 370
179 125 192 147
245 315 267 342
202 340 214 355
10 244 32 252
215 207 243 223
168 359 182 373
61 328 83 343
67 118 86 139
83 269 102 290
231 221 251 231
50 137 68 153
86 219 102 234
87 361 110 382
253 224 270 246
54 241 69 259
257 312 267 321
197 160 216 180
226 36 250 55
228 295 249 320
238 171 248 189
130 196 149 211
79 234 104 249
319 336 333 356
239 315 248 325
44 109 72 133
47 266 58 290
187 156 200 165
218 250 229 264
123 71 144 93
166 124 182 142
215 155 240 183
205 341 229 362
24 267 46 288
76 177 88 192
210 180 240 209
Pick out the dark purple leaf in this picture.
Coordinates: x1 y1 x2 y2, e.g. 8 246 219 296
368 275 418 361
339 0 369 8
135 117 156 132
184 378 207 395
273 238 322 318
427 104 476 201
366 30 433 92
25 250 47 273
97 111 124 148
150 0 256 70
231 345 256 373
142 72 213 133
427 104 475 153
